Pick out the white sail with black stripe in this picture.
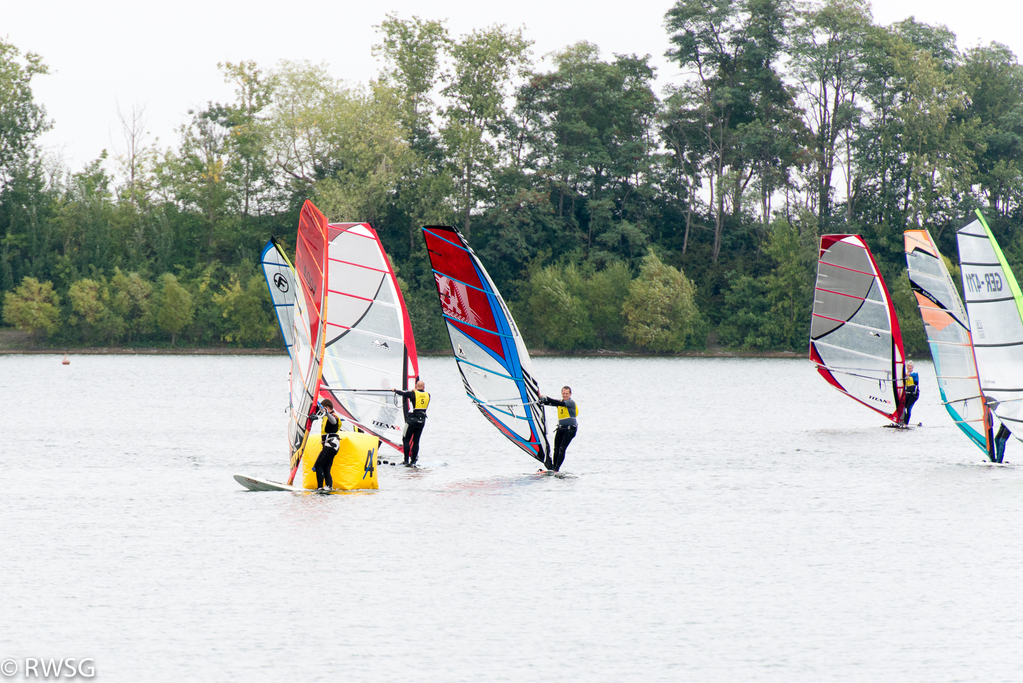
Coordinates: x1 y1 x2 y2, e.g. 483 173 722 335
957 211 1023 433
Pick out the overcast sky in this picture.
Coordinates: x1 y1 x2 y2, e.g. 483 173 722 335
7 0 1023 173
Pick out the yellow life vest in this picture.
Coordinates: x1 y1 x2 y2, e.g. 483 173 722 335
557 403 578 421
414 391 430 411
321 412 340 435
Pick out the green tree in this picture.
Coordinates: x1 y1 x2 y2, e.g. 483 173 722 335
622 252 702 351
3 276 60 338
442 25 532 239
68 277 125 343
373 14 450 148
109 268 155 342
157 273 194 346
518 263 591 350
789 0 873 224
0 40 50 184
583 261 632 348
664 0 792 261
213 271 277 345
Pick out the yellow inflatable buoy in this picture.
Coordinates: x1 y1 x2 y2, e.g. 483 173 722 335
299 432 379 490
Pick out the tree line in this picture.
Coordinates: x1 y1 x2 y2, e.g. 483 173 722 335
4 0 1023 355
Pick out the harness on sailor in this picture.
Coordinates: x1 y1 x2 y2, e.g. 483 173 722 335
406 390 430 427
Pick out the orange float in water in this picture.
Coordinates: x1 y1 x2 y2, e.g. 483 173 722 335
62 353 70 365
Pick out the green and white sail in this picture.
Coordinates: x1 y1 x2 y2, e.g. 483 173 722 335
956 211 1023 435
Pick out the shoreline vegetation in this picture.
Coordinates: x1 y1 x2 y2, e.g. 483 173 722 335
11 2 1023 359
0 330 801 358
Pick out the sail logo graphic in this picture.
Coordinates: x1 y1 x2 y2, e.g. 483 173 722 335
273 272 290 293
965 272 1003 294
372 340 390 350
437 276 479 326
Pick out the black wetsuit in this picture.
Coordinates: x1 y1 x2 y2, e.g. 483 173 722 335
540 396 578 472
995 423 1011 463
396 389 429 466
312 411 340 488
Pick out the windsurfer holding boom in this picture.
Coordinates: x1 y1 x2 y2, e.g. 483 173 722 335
900 361 920 427
539 386 578 472
394 380 430 466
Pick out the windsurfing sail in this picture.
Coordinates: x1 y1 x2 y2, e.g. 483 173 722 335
422 225 550 464
810 234 906 422
261 236 297 356
317 222 419 451
287 201 329 481
956 211 1023 435
905 230 990 452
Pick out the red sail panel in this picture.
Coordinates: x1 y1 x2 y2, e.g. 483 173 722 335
295 201 328 340
423 226 505 359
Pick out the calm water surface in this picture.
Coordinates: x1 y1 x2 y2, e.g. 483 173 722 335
2 355 1022 682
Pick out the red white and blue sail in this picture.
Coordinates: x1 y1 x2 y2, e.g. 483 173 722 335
422 225 549 463
810 234 906 422
318 223 419 452
288 201 329 470
260 237 297 356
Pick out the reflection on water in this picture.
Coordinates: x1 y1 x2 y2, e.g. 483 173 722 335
1 354 1021 682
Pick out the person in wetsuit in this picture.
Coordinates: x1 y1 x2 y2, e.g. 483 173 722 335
539 386 578 472
985 397 1012 463
312 399 341 489
394 380 429 466
901 361 920 426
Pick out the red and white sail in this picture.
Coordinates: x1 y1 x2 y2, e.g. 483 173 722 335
810 234 906 422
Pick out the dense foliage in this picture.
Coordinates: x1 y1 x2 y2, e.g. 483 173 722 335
4 2 1023 355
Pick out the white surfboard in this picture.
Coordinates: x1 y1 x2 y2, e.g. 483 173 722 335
233 474 308 492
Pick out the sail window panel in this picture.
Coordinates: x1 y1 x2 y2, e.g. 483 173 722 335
907 252 946 279
816 341 892 379
847 297 891 331
970 300 1023 344
816 342 899 412
863 279 886 303
975 343 1023 389
446 324 510 380
939 377 985 413
818 319 892 359
816 261 874 298
330 231 388 273
375 278 397 306
924 320 969 345
329 258 387 301
810 289 866 338
932 350 979 385
326 291 402 341
325 332 403 388
822 239 873 274
957 246 997 267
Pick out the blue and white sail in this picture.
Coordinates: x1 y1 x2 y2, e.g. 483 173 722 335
260 237 297 356
422 225 550 464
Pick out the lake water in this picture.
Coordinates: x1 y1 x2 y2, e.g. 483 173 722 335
2 354 1022 682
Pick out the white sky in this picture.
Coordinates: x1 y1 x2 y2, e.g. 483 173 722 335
6 0 1023 173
